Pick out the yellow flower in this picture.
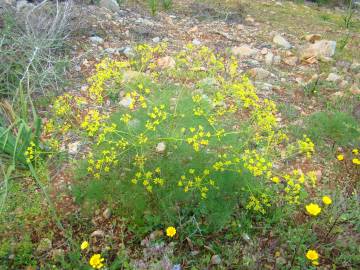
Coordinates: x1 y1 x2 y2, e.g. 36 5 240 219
166 226 176 237
89 254 105 269
336 154 344 161
352 158 360 165
306 249 319 261
80 241 89 250
271 176 280 184
305 203 321 216
352 149 358 155
322 196 332 205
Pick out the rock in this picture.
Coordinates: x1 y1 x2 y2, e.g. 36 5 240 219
273 34 291 49
149 230 163 240
304 34 321 43
103 208 111 219
68 141 80 155
273 55 281 65
51 249 65 261
210 255 221 265
283 56 298 66
260 48 268 55
265 52 274 66
119 96 133 108
190 250 200 256
89 36 104 44
248 68 270 80
36 238 52 253
245 16 255 24
16 0 34 12
299 40 336 61
192 39 201 46
99 0 120 13
91 230 105 238
156 142 166 153
135 18 155 27
172 264 181 270
326 73 341 82
231 45 258 57
350 62 360 73
122 47 134 58
157 56 176 69
152 37 160 43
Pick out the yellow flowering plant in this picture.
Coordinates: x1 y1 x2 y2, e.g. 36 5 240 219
46 44 321 236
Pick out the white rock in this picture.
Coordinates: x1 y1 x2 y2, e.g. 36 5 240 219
68 141 80 155
157 56 176 69
273 55 281 65
152 37 160 43
89 36 104 44
192 39 201 46
299 40 336 60
210 255 221 265
156 142 166 153
99 0 120 13
326 73 341 82
249 68 271 80
273 34 292 49
283 56 298 66
231 45 258 57
123 47 134 58
91 230 105 238
119 96 133 108
265 52 274 65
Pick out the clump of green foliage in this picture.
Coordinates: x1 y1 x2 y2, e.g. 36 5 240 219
306 111 360 147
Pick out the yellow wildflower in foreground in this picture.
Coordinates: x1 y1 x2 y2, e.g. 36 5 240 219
352 149 358 155
336 154 344 161
322 196 332 205
89 254 105 269
80 241 89 250
352 158 360 165
305 203 321 216
306 249 319 262
166 226 176 237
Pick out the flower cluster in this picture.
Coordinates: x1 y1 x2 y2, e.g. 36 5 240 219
178 169 216 199
24 141 36 164
297 135 315 158
186 125 211 152
246 193 271 214
145 104 167 131
131 168 165 192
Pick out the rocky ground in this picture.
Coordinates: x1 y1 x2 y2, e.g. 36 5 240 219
67 0 360 115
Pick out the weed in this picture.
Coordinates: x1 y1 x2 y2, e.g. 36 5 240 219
306 111 360 148
148 0 158 16
162 0 173 10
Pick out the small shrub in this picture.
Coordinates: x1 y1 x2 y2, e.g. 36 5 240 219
46 44 319 241
306 111 360 147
